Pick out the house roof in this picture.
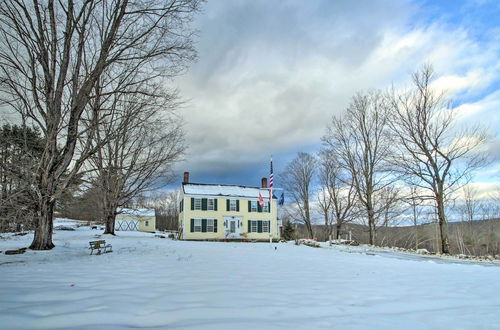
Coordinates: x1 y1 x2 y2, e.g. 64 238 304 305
117 208 155 217
183 183 277 199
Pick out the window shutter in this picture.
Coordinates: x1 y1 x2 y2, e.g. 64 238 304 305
214 219 217 233
258 220 263 233
248 220 251 233
257 203 262 213
248 200 251 212
236 200 240 212
268 221 270 232
180 200 183 212
202 219 207 232
202 198 207 211
190 218 194 232
226 199 230 211
190 198 194 210
267 202 270 213
214 199 218 211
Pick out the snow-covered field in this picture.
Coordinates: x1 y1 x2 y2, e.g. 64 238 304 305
1 219 499 330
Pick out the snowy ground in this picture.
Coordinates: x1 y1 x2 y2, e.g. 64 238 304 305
1 219 500 330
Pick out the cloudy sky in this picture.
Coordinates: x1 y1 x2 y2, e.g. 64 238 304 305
172 0 500 194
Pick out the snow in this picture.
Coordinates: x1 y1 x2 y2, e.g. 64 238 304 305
1 219 500 330
183 183 274 198
117 208 155 217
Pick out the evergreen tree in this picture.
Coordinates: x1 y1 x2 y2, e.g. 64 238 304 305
282 221 296 241
0 124 44 231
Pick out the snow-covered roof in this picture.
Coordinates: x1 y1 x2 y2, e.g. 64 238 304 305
183 183 276 199
117 208 155 217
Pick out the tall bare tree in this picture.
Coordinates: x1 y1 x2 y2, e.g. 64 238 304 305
88 79 185 235
0 0 201 249
323 91 393 245
317 150 357 240
280 152 317 239
388 66 488 254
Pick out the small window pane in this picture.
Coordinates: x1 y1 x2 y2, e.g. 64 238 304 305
207 198 214 211
251 220 257 233
194 198 202 210
207 219 214 232
194 219 202 232
262 221 269 233
251 201 258 212
229 200 237 211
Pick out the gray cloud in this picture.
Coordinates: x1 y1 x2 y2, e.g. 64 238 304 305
173 0 500 179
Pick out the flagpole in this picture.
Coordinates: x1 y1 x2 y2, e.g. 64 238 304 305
269 156 273 245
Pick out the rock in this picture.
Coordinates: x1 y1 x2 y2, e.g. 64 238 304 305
5 247 27 255
416 248 429 255
297 239 321 248
54 225 75 231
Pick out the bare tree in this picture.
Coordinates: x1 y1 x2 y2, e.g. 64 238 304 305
280 152 317 239
153 190 181 231
458 184 481 222
373 185 404 246
405 186 426 250
87 79 185 235
317 150 357 240
323 91 393 245
387 66 489 254
0 1 201 249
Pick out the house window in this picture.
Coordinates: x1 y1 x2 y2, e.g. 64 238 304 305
251 220 257 233
194 219 202 232
251 201 258 212
207 198 215 211
249 220 270 233
263 202 269 213
262 220 269 233
229 199 237 211
207 219 214 232
145 221 149 227
194 198 202 210
191 218 217 233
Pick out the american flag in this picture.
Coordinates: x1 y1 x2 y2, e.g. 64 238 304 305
258 192 265 207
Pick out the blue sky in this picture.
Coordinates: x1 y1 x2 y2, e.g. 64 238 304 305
171 0 500 196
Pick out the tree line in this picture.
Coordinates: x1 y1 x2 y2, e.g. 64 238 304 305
280 66 492 255
0 0 202 249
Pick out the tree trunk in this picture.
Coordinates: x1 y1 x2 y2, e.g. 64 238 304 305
336 223 342 239
29 196 55 250
367 208 375 245
103 211 117 235
436 193 449 254
305 221 313 239
305 201 313 239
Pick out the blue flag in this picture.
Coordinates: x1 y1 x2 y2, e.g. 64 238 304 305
278 192 284 206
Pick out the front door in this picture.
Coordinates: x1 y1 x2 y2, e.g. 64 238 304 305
224 216 242 239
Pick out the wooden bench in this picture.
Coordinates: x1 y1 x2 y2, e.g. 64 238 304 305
89 240 112 255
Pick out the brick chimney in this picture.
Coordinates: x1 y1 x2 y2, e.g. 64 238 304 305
261 177 267 188
183 172 189 184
